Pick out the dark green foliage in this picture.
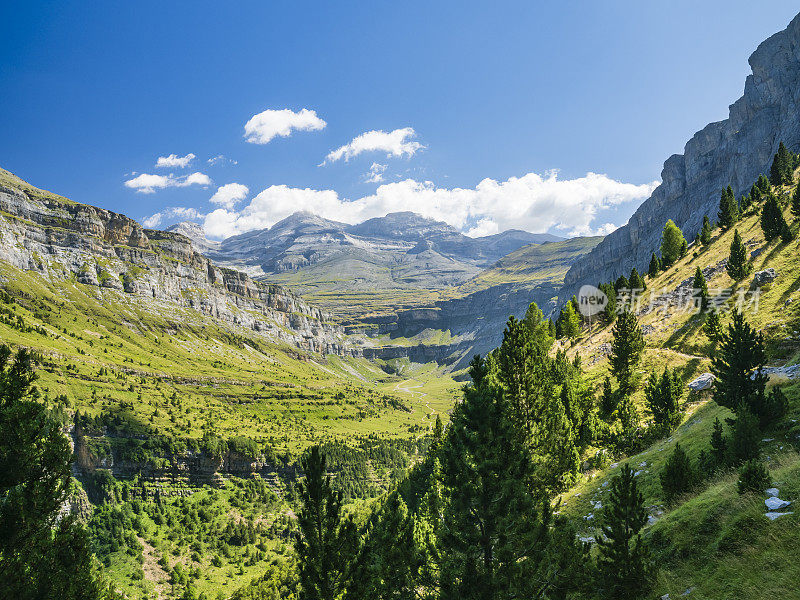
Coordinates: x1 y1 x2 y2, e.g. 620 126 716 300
692 266 709 312
644 367 682 426
769 141 795 186
761 193 788 241
597 282 617 323
710 418 728 467
680 238 688 257
648 252 661 278
711 310 766 418
760 386 789 428
660 219 686 267
792 184 800 218
757 174 771 194
295 446 358 600
556 298 581 339
740 193 751 213
726 229 752 280
600 375 617 417
610 309 645 397
0 345 108 599
780 219 795 243
737 460 771 495
614 275 630 292
717 186 739 230
595 464 653 600
660 444 696 505
629 267 645 291
703 309 723 341
728 404 761 465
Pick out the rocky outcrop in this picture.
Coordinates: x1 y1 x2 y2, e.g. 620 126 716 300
0 169 350 355
562 12 800 301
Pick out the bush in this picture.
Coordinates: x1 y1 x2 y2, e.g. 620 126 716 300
660 444 696 505
737 460 771 495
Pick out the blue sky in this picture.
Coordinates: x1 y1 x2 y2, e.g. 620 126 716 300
1 1 798 239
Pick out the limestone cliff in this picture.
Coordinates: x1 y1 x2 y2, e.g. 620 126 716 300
562 12 800 300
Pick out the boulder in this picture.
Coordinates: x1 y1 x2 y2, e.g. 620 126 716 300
687 373 715 391
751 268 777 289
765 511 794 520
765 488 779 497
765 497 791 511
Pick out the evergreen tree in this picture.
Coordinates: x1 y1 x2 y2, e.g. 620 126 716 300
616 394 639 431
700 215 713 246
600 375 617 417
780 219 795 243
692 266 709 312
0 346 109 600
726 229 752 281
648 252 661 278
522 301 555 354
644 366 681 426
740 193 751 213
757 174 771 194
711 309 767 418
792 184 800 218
598 282 617 324
769 141 794 186
594 464 653 600
610 309 645 396
737 460 771 495
761 193 786 241
660 219 686 267
614 275 630 292
660 444 696 505
629 267 645 291
556 300 582 340
710 418 728 468
728 404 760 465
703 309 723 341
295 446 357 600
717 186 739 230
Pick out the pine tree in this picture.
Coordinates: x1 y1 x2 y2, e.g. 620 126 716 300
728 404 760 465
737 460 770 495
740 193 751 213
595 464 653 600
692 266 709 312
556 300 582 339
792 185 800 218
660 219 686 267
598 282 617 323
644 366 681 426
600 375 617 417
757 174 771 194
761 193 786 241
296 446 357 600
614 275 630 292
700 215 713 246
711 309 767 418
710 418 728 467
660 444 696 505
726 229 752 280
610 309 645 396
780 219 795 243
770 141 794 186
703 309 722 341
717 186 739 230
0 346 108 600
648 252 661 278
629 267 645 291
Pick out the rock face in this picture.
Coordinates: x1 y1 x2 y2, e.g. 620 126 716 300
751 268 777 289
561 12 800 301
0 168 349 355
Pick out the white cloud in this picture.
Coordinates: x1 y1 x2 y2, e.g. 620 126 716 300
201 170 658 240
156 153 195 168
209 183 249 209
124 172 212 194
207 154 237 166
243 108 326 144
323 127 423 163
364 163 387 183
142 206 204 229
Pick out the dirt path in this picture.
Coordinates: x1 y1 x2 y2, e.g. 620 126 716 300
138 535 169 599
393 380 437 416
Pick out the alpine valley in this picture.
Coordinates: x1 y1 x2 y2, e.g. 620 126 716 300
3 9 800 600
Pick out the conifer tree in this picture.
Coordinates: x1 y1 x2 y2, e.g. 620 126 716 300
610 309 645 396
556 300 582 339
710 417 728 467
660 444 696 505
700 215 713 246
761 193 786 241
769 141 794 186
594 464 653 600
780 219 795 243
648 252 661 278
629 267 645 291
740 193 751 213
792 184 800 219
600 375 616 417
644 366 681 426
728 404 760 465
703 309 722 341
737 459 771 495
614 274 630 292
296 446 357 600
598 282 617 323
757 174 771 194
717 186 738 230
660 219 686 267
726 229 751 280
692 266 709 312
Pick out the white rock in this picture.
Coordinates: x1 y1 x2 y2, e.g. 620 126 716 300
687 372 715 391
765 511 794 520
765 497 791 510
765 488 779 497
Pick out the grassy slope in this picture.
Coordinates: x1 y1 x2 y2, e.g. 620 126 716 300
557 181 800 598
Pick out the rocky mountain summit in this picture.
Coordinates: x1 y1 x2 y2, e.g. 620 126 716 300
562 11 800 300
0 168 348 355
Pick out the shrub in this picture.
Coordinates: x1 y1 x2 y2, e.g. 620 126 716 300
660 444 696 505
737 460 771 495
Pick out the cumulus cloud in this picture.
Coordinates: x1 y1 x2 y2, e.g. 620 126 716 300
323 127 423 164
142 206 204 229
364 163 387 183
156 153 195 168
201 170 658 240
209 183 249 209
243 108 326 144
124 172 212 194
